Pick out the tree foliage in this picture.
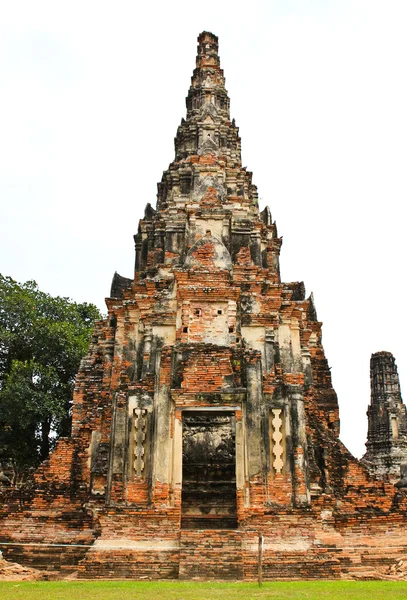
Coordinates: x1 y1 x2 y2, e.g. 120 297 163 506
0 275 102 481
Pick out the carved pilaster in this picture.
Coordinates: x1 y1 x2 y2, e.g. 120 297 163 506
244 352 264 479
288 384 310 506
141 323 153 377
151 350 172 503
301 347 313 387
265 328 276 373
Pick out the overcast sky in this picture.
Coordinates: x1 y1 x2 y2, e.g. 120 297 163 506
1 0 406 458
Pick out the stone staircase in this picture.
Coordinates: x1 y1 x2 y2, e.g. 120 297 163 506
179 529 243 580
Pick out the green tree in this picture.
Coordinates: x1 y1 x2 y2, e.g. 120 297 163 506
0 275 102 482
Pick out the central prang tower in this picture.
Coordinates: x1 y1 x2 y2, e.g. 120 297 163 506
87 31 341 526
73 32 367 531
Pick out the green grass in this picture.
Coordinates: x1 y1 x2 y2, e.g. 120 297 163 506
0 581 407 600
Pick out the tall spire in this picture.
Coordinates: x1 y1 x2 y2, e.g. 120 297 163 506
362 351 407 479
174 31 240 163
134 32 278 279
187 32 230 120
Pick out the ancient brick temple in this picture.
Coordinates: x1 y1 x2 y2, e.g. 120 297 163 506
1 32 407 580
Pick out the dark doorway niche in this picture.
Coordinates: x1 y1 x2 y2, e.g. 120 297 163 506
181 410 237 529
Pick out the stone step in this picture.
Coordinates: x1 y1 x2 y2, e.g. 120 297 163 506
179 529 243 580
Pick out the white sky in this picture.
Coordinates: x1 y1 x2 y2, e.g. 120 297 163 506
1 0 406 458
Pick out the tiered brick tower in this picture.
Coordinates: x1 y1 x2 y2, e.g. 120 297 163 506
1 32 407 580
363 352 407 478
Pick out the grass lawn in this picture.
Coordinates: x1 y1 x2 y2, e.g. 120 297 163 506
0 581 407 600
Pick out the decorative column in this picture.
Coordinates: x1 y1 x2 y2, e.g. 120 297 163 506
244 351 267 507
151 348 173 504
288 384 311 506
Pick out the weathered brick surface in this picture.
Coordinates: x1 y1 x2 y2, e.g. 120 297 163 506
179 530 243 579
2 31 407 580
